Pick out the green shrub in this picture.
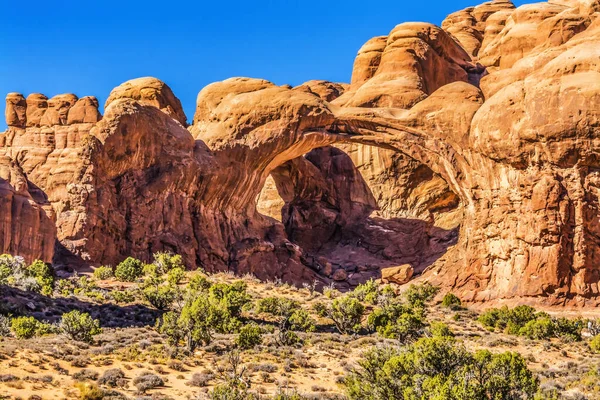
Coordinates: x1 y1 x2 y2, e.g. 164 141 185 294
235 324 263 349
379 312 425 343
344 336 538 400
352 279 379 304
0 255 56 295
188 274 211 292
142 283 176 310
441 293 461 308
93 266 113 280
479 306 537 332
590 335 600 353
366 294 427 343
11 316 52 339
152 252 184 275
479 306 583 341
114 257 144 282
110 289 136 304
288 309 315 332
209 281 251 318
554 317 584 341
519 317 555 340
27 260 55 295
158 295 231 351
60 310 102 343
404 283 439 307
167 267 186 285
314 295 364 335
428 321 454 338
257 297 315 346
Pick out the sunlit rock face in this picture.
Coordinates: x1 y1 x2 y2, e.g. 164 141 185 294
3 0 600 305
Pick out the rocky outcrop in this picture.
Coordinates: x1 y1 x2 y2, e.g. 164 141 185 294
3 0 600 306
442 0 516 57
335 22 476 108
0 157 55 263
381 265 414 285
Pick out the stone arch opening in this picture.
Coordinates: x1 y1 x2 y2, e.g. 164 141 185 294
256 175 285 222
254 140 463 287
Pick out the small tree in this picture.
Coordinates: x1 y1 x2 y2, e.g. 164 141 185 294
352 279 380 304
158 296 228 351
141 272 177 310
210 281 251 318
114 257 144 282
167 267 186 285
11 316 54 339
315 295 364 334
403 283 439 307
27 260 55 295
153 252 184 275
379 312 426 343
344 336 538 400
235 324 263 349
257 297 315 346
441 293 461 308
60 310 102 343
93 266 113 280
157 280 250 351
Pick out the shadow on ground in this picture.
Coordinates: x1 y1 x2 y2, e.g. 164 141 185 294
0 285 161 328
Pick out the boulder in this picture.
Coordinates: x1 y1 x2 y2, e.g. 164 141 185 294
381 265 414 285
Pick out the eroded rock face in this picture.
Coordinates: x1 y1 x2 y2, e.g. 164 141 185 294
0 156 55 262
3 0 600 306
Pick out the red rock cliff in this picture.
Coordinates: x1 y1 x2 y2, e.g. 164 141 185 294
2 0 600 306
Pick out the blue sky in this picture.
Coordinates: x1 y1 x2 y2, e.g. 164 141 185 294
1 0 529 130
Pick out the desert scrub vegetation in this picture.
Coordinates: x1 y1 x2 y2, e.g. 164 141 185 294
156 278 251 350
442 292 462 309
256 296 315 345
92 266 113 280
343 335 539 400
478 305 585 341
10 315 55 338
235 323 263 349
314 295 365 335
1 251 597 399
60 310 102 343
114 257 144 282
0 254 54 295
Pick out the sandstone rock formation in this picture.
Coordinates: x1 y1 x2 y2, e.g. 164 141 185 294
381 265 414 285
3 0 600 306
0 155 55 262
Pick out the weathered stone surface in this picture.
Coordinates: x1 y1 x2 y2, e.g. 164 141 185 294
105 77 188 126
335 23 475 108
3 0 600 307
5 93 27 128
381 265 414 285
442 0 516 57
25 94 49 127
0 156 55 263
294 80 347 102
40 94 78 126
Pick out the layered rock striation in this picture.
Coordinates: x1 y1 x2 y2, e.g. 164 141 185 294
2 0 600 305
